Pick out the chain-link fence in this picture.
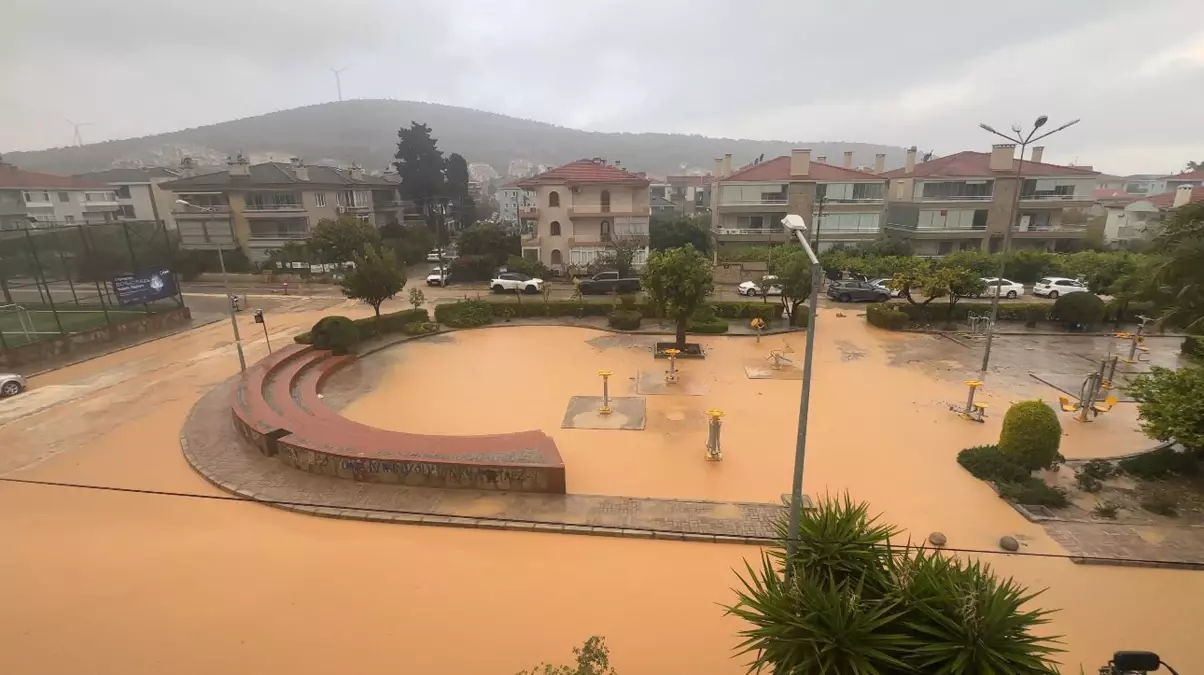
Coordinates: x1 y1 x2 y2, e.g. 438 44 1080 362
0 220 183 351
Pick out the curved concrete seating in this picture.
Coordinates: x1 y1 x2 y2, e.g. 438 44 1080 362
230 345 566 494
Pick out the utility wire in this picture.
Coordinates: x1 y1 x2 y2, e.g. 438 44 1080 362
1 476 1199 569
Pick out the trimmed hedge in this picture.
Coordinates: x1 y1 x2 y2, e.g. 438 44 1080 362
434 299 495 327
687 318 729 334
404 321 440 335
432 298 786 323
956 443 1067 508
607 310 642 330
998 400 1062 471
310 316 360 355
294 308 429 345
866 303 909 330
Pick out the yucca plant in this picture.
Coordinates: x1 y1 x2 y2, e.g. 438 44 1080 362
727 495 1061 674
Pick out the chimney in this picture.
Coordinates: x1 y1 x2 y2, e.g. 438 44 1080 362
227 153 250 177
613 160 621 170
816 156 827 163
790 148 811 177
905 147 917 174
843 151 854 169
290 157 308 181
723 153 732 176
990 144 1016 172
874 153 886 174
713 158 725 179
1173 184 1194 208
179 156 196 178
350 162 364 181
1030 146 1045 164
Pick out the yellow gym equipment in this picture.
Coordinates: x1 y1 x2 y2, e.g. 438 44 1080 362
950 380 988 422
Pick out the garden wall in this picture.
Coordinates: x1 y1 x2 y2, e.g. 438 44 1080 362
0 306 192 368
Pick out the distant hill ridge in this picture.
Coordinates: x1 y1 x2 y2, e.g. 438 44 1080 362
4 99 907 178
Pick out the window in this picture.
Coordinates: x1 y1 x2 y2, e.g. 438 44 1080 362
23 191 50 203
920 181 993 199
600 190 610 213
548 191 560 208
115 186 131 199
64 215 75 224
938 241 954 255
58 191 71 202
119 205 136 219
550 220 561 236
550 249 563 266
600 220 611 241
315 192 326 207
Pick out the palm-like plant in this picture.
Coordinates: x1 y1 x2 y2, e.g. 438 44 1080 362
727 495 1061 674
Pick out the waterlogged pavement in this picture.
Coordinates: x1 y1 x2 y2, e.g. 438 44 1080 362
0 306 1202 674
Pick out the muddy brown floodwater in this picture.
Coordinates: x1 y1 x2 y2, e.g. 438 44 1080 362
1 306 1202 674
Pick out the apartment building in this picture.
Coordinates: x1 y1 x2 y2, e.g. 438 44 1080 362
75 167 181 229
1103 185 1204 246
515 158 651 273
666 174 711 216
160 156 401 262
1165 168 1204 191
710 149 888 253
881 145 1099 255
0 158 121 230
496 181 536 224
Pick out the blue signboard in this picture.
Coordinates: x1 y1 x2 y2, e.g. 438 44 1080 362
112 268 177 306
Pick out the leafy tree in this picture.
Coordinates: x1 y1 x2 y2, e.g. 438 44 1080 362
640 246 713 348
407 286 425 311
1052 292 1105 330
1149 202 1204 331
942 265 988 316
888 258 944 306
263 241 315 275
940 249 997 277
393 121 447 235
506 254 549 280
516 636 617 675
339 245 406 317
457 222 519 267
310 216 381 264
1186 160 1203 172
1127 366 1204 454
768 247 814 325
595 232 646 278
727 495 1061 674
1001 250 1056 284
445 152 476 230
649 214 710 253
382 222 436 265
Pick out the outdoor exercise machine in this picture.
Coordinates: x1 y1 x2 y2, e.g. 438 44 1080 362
750 317 766 343
705 409 724 461
597 370 614 414
767 341 795 370
663 349 681 384
950 380 988 422
963 312 994 339
1116 315 1154 364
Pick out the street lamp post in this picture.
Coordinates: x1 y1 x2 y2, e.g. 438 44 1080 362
780 214 823 580
176 199 246 372
974 116 1080 382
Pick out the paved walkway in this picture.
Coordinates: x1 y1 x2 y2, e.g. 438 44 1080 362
1044 521 1204 570
181 377 784 544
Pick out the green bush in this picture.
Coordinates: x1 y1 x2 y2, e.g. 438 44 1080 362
707 301 783 323
687 318 729 334
434 299 495 327
309 316 360 355
865 303 909 330
505 254 549 280
403 321 439 335
997 479 1069 508
449 254 496 282
1024 305 1046 328
607 309 642 330
1075 471 1103 493
956 445 1032 483
1051 292 1106 330
893 301 1051 325
293 308 429 344
1080 459 1118 480
1182 335 1204 359
1093 501 1119 519
998 400 1063 471
1118 447 1200 480
1140 490 1178 517
618 293 637 310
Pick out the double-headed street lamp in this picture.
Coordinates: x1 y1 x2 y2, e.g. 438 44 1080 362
780 214 823 579
974 116 1080 381
175 199 246 372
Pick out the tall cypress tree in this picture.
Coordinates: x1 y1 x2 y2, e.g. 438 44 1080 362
393 122 446 239
444 152 475 229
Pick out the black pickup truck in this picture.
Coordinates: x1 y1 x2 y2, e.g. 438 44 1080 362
577 271 641 295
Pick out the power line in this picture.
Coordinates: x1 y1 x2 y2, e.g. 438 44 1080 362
1 476 1198 569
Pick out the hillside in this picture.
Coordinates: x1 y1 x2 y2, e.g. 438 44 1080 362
3 99 907 178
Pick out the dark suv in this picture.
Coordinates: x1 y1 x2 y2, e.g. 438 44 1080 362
826 280 891 303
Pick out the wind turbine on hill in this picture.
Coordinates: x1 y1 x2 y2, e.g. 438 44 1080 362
65 118 92 147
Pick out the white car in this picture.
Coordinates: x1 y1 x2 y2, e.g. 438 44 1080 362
739 275 782 296
869 278 901 298
1 373 27 398
979 278 1025 299
491 272 543 294
1033 277 1088 299
426 267 451 287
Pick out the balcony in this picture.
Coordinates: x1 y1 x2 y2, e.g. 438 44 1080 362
718 199 789 207
884 222 988 237
1019 193 1094 204
568 204 652 217
248 231 310 241
82 192 120 210
338 203 371 212
519 207 539 219
1013 222 1087 236
916 195 994 203
172 204 231 218
244 202 306 217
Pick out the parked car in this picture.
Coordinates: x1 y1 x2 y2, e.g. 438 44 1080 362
978 278 1025 299
426 267 451 287
1 373 26 398
738 275 782 297
868 278 901 298
826 279 891 303
491 272 543 294
1033 277 1088 299
577 271 641 295
425 249 457 263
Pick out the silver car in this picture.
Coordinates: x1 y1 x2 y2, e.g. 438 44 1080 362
1 373 26 398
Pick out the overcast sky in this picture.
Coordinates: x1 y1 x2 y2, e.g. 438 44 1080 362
2 0 1203 174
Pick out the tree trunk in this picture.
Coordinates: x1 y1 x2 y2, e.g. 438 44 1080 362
676 314 688 348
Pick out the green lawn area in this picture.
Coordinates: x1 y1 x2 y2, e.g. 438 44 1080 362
0 308 148 347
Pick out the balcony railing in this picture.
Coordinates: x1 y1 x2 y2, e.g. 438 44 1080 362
248 230 310 241
916 195 994 202
1020 193 1093 202
817 223 882 233
820 197 885 205
886 222 988 232
519 207 539 219
712 226 786 236
1014 223 1087 233
172 204 231 216
244 202 304 211
568 205 652 216
718 199 789 207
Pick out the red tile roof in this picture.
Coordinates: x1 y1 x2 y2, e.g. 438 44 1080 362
0 163 107 189
1166 168 1204 181
1126 186 1204 209
721 156 881 182
880 151 1099 179
1093 188 1129 200
515 159 652 188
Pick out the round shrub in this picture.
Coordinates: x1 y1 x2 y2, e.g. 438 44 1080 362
866 303 908 330
310 316 360 355
1024 305 1046 328
998 400 1062 471
439 299 494 328
1052 292 1105 330
688 317 729 334
607 309 642 330
403 321 439 335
